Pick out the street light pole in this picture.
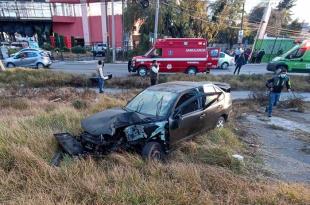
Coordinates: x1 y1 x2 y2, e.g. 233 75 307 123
154 0 160 43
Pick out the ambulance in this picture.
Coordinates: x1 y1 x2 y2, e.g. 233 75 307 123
267 40 310 73
128 38 220 76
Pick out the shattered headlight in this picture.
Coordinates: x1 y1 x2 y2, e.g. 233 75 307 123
124 125 147 142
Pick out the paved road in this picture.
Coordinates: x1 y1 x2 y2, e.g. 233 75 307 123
50 61 308 77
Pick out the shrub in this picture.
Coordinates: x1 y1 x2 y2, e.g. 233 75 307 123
71 46 86 54
72 99 88 110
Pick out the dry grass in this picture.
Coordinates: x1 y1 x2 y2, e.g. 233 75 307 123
0 89 309 204
1 69 309 92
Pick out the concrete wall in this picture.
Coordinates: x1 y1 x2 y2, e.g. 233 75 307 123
52 14 123 46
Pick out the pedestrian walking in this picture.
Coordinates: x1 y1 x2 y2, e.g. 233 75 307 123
150 60 159 86
234 47 241 62
97 60 105 93
233 53 246 75
265 68 292 117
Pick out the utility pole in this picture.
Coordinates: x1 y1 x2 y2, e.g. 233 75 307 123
238 0 245 44
154 0 160 43
111 0 116 63
241 1 245 30
258 0 272 39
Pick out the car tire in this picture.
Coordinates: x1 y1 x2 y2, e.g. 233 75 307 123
142 141 164 161
221 62 229 69
138 66 148 77
36 63 45 69
186 66 197 75
6 62 15 68
216 116 226 128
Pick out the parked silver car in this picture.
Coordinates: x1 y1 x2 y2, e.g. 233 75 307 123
11 48 52 59
4 51 52 69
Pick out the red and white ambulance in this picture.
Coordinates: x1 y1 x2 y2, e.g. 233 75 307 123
128 38 220 76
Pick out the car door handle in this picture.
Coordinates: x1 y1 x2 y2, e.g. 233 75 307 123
200 113 206 119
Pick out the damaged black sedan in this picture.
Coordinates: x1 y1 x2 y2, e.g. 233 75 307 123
52 81 232 165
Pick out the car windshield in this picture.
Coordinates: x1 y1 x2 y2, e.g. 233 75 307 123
126 90 178 117
283 45 300 57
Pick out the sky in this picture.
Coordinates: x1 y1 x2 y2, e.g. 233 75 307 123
245 0 310 23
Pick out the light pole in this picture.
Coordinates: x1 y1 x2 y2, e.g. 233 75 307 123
154 0 160 43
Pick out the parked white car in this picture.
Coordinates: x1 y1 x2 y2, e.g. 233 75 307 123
218 52 235 69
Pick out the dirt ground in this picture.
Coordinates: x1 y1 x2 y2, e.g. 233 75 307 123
238 104 310 183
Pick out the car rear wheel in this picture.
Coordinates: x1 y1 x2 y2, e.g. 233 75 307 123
186 67 197 75
36 63 44 69
142 142 164 161
221 62 229 69
216 116 225 128
138 66 148 77
6 63 15 68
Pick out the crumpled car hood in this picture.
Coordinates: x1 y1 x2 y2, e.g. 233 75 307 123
81 108 161 136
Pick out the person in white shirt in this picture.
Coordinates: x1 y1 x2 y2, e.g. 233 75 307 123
97 60 104 93
150 60 159 85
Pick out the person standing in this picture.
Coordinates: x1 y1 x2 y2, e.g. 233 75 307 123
265 68 291 117
97 60 105 93
234 47 241 62
233 53 245 75
257 49 265 63
150 60 159 86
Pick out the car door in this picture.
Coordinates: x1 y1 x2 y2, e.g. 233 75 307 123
25 52 39 67
169 89 204 144
208 48 221 69
201 85 224 129
289 47 307 72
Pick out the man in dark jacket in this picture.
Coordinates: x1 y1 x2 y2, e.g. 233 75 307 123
233 53 246 75
265 68 291 117
150 60 159 85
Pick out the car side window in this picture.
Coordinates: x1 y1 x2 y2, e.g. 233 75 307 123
220 53 225 58
175 92 200 115
27 52 38 58
203 86 221 107
210 49 219 57
214 86 224 101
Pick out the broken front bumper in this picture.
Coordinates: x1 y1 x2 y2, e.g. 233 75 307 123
54 133 85 156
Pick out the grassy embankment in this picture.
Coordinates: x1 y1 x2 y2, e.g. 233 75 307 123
1 68 309 91
0 69 309 204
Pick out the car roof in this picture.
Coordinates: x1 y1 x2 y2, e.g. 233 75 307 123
148 81 214 93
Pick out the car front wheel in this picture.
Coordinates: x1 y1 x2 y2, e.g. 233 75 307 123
6 63 15 68
142 142 164 161
138 66 148 77
216 116 225 128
